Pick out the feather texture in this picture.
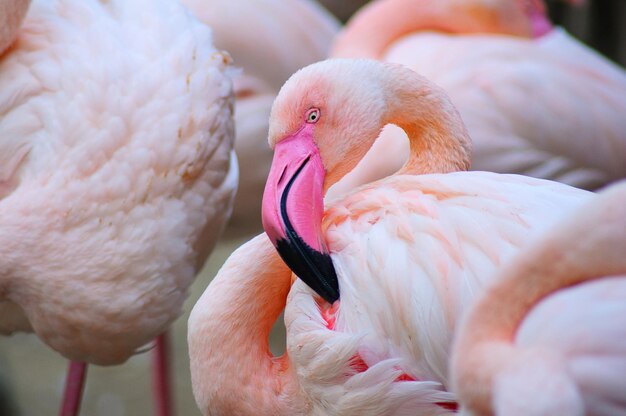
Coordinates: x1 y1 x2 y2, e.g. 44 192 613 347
0 0 237 365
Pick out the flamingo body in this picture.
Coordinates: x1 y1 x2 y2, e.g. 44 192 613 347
508 280 626 415
384 29 626 188
287 172 590 415
451 182 626 415
189 59 594 415
331 0 626 195
0 0 237 365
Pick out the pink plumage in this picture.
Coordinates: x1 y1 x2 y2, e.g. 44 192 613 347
451 181 626 415
0 0 236 374
329 0 626 198
188 59 594 415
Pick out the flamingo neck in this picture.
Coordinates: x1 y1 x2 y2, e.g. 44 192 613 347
452 185 625 413
332 0 534 59
188 234 306 415
321 68 471 191
464 187 625 346
385 76 471 175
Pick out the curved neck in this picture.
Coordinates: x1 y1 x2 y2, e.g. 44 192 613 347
322 68 471 192
386 74 471 175
462 185 626 346
332 0 534 59
452 184 625 415
188 234 306 415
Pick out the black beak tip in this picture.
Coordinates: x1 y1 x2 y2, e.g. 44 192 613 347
274 237 340 304
273 155 339 303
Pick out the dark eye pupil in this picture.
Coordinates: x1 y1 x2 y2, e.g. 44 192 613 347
306 109 319 123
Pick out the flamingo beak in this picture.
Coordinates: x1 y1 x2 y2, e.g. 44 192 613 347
262 124 339 303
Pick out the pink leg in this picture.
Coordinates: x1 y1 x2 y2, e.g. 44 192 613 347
152 332 174 416
59 361 87 416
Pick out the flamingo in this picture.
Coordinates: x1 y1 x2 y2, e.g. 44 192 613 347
180 0 340 236
328 0 626 198
0 0 237 414
450 181 626 415
188 59 593 415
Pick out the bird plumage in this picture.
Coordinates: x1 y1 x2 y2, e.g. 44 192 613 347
189 59 593 415
287 172 590 415
0 0 30 54
451 181 626 415
330 0 626 197
0 0 237 365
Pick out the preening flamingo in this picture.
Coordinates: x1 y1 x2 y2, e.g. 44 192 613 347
188 59 593 415
451 181 626 416
0 0 236 414
181 0 340 235
329 0 626 197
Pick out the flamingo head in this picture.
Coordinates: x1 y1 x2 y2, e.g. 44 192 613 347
261 59 392 303
260 59 471 304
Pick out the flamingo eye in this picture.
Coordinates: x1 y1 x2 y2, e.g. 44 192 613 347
305 108 320 124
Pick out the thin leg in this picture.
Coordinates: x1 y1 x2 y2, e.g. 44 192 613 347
60 361 87 416
152 332 174 416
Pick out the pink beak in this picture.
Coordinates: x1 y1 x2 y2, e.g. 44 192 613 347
262 124 339 303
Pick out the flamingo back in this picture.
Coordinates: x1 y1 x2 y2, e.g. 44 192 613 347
286 172 591 415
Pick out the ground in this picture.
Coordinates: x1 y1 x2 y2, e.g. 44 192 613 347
0 234 285 416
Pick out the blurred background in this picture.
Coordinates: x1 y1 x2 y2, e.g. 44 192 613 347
0 1 623 415
546 0 625 66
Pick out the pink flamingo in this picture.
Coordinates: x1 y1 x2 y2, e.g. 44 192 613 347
188 59 593 414
0 0 237 414
181 0 340 236
450 181 626 415
329 0 626 198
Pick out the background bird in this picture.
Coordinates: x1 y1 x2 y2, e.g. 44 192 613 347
451 180 626 415
188 59 592 415
0 0 236 414
329 0 626 198
181 0 340 237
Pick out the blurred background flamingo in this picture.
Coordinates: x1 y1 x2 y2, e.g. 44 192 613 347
0 0 236 414
188 59 594 415
451 181 626 415
181 0 340 237
329 0 626 197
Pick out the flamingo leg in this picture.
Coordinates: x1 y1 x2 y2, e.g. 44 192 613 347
152 332 174 416
59 361 87 416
